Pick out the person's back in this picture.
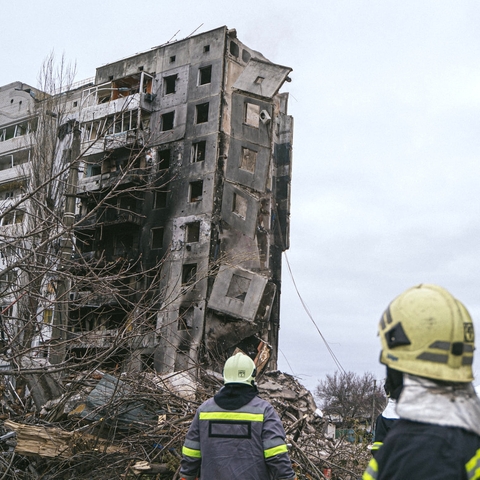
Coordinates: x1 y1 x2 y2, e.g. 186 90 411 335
363 284 480 480
180 353 296 480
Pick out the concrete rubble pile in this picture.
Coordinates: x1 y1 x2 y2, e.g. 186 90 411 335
0 368 370 479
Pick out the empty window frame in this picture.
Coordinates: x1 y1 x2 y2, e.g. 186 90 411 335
226 274 251 302
189 181 203 202
195 103 209 124
164 74 177 95
158 149 171 169
105 110 138 135
240 147 257 173
0 120 32 142
233 193 248 219
191 140 206 163
43 309 53 324
154 190 168 209
151 227 164 249
186 221 200 243
244 103 260 127
178 305 194 330
198 65 212 85
182 263 197 285
230 41 239 57
1 210 24 226
161 111 175 131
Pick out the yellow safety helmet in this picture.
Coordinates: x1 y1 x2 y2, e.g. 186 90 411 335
378 284 475 382
223 353 257 386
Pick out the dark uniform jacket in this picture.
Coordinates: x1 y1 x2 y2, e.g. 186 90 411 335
180 384 296 480
363 419 480 480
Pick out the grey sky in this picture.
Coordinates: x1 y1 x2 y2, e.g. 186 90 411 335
2 0 480 393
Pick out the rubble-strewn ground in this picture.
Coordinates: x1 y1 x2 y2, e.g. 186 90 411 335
0 369 371 479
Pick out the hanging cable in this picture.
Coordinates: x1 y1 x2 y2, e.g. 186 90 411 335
273 201 346 374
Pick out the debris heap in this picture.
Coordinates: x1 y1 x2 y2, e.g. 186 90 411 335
0 369 370 479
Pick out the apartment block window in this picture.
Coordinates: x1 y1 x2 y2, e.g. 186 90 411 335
154 190 168 209
230 41 239 57
164 74 177 95
244 103 260 127
227 274 251 302
195 103 209 124
182 263 197 285
161 111 175 131
240 147 257 173
151 227 164 249
189 181 203 202
191 140 206 163
1 210 24 226
178 306 194 330
170 55 176 63
204 45 210 53
43 309 53 324
233 193 248 219
186 221 200 243
198 65 212 85
158 149 171 169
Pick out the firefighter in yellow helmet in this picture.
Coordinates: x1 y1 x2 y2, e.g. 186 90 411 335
363 284 480 480
180 352 297 480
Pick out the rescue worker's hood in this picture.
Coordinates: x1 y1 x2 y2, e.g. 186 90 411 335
214 384 258 410
396 373 480 436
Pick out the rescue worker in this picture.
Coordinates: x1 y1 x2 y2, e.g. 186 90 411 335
180 352 297 480
363 284 480 480
370 387 399 456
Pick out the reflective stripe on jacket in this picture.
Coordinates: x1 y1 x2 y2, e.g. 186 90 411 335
362 419 480 480
180 395 296 480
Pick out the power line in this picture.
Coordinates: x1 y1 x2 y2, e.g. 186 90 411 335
283 250 346 374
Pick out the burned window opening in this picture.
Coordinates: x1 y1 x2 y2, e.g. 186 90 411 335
164 74 177 95
154 190 167 209
204 45 210 53
189 181 203 202
232 193 248 219
141 353 155 371
198 65 212 85
240 147 257 173
178 306 194 330
182 263 197 285
170 55 176 63
158 149 171 169
226 274 251 302
186 221 200 243
195 103 209 124
161 111 175 131
151 227 164 249
191 140 206 163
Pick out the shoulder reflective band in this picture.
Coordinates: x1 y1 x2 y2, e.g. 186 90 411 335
466 448 480 479
264 443 288 458
199 412 264 422
371 441 383 451
182 446 201 458
362 457 378 480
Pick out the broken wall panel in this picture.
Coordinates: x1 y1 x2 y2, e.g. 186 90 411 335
220 182 259 239
207 265 267 321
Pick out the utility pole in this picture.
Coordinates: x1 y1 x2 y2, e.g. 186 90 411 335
371 378 377 434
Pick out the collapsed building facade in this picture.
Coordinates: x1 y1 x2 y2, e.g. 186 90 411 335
0 26 293 377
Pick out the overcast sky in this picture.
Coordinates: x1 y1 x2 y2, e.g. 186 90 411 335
2 0 480 394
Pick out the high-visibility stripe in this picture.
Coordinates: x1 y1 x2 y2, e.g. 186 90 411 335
370 441 383 451
264 444 288 458
182 446 201 458
466 448 480 480
362 458 378 480
199 411 264 422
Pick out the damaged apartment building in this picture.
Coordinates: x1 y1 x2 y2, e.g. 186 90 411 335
0 26 293 377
